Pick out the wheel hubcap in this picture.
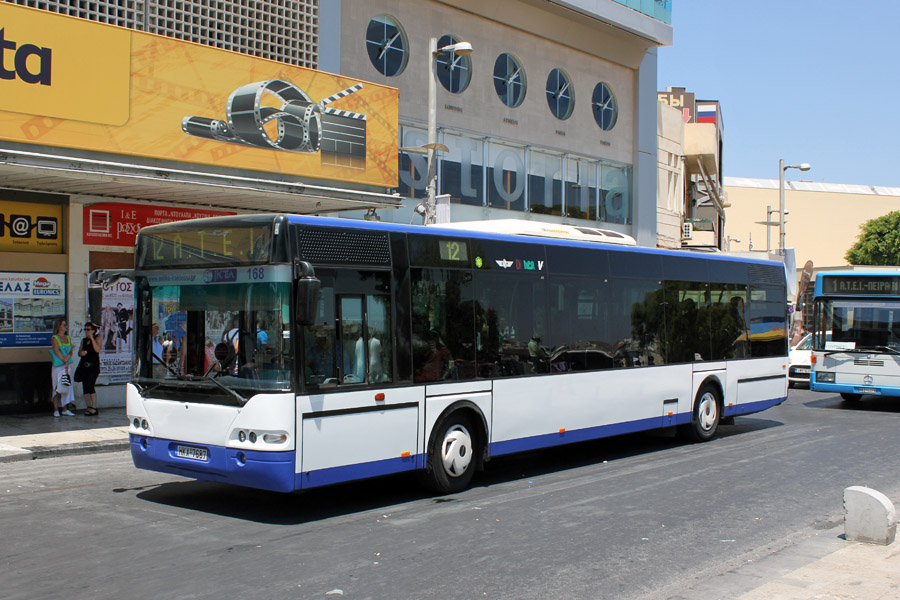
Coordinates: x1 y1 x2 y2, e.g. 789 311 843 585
698 392 718 431
440 424 473 478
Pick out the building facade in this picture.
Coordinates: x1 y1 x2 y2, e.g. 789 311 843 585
0 0 671 414
320 0 671 246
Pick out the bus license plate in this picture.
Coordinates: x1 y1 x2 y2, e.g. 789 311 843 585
795 368 810 374
177 445 208 461
859 387 878 394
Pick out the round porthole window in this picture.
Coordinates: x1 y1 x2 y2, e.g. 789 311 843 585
546 68 574 120
592 82 617 130
493 53 526 108
365 15 408 77
436 34 472 94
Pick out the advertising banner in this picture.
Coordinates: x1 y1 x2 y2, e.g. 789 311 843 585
0 272 66 347
83 202 234 247
97 276 134 384
0 2 399 188
0 200 63 253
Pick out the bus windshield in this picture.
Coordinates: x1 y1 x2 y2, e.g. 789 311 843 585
814 298 900 353
135 266 293 396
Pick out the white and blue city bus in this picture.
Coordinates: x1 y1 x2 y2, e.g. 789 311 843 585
810 269 900 401
124 214 789 494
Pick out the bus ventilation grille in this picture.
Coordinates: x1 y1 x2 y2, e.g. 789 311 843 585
299 229 391 266
748 264 784 285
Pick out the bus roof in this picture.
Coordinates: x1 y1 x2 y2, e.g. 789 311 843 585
139 213 784 268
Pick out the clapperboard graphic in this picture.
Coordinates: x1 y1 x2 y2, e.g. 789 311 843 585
182 80 367 164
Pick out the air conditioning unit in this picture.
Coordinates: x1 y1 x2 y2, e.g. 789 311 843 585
682 222 693 240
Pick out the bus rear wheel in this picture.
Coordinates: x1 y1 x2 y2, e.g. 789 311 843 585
424 412 480 494
679 383 720 443
840 393 862 402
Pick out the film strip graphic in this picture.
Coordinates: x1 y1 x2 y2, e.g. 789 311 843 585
182 80 366 158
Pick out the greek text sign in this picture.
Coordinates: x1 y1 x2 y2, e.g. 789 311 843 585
0 271 66 347
83 202 234 248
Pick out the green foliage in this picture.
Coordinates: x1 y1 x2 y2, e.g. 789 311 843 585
845 211 900 266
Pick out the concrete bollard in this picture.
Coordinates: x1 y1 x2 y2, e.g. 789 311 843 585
843 486 897 545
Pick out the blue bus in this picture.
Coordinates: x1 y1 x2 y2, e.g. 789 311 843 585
810 269 900 401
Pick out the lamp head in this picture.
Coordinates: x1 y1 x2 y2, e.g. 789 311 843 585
797 163 811 171
440 41 473 56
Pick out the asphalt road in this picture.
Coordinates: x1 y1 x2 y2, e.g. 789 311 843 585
3 387 900 600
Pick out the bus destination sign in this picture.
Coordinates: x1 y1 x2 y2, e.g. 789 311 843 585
137 225 272 269
821 276 900 296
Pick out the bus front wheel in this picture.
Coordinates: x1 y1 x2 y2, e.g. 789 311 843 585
680 384 720 443
424 412 479 494
840 393 862 402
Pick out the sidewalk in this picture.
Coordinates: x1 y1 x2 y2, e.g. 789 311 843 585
0 406 129 462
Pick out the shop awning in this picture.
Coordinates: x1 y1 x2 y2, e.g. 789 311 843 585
0 149 403 214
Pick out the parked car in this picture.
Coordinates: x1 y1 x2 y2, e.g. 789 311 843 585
788 333 812 387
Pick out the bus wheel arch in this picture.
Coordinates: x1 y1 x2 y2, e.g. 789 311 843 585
422 401 488 494
680 377 723 443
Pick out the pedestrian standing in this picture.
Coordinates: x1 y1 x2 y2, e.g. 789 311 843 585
77 321 102 416
50 318 76 417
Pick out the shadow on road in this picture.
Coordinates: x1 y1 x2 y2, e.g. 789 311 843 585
803 394 900 414
132 417 782 524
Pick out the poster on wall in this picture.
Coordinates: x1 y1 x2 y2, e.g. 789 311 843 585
0 272 66 347
97 276 134 384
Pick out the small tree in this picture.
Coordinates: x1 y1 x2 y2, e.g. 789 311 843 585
845 211 900 265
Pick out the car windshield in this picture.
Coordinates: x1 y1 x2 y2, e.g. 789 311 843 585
135 266 293 395
814 299 900 352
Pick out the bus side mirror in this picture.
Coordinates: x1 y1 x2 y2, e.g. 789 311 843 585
87 286 103 325
294 261 321 326
140 290 152 326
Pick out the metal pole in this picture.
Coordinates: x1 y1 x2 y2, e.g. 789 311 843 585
424 37 438 225
766 205 772 253
778 158 785 255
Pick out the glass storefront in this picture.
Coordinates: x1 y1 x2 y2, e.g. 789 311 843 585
395 125 633 226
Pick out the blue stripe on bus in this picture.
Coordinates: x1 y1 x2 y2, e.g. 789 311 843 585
811 381 894 396
490 398 786 457
490 415 676 456
130 435 296 493
297 454 419 489
722 396 787 417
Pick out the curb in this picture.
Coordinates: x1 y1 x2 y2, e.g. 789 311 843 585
0 439 130 463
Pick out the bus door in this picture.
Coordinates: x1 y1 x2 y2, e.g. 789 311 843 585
299 270 422 487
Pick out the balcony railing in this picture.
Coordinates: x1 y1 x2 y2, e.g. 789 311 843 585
611 0 672 25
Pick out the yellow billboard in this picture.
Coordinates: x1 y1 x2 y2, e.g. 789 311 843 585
0 3 399 188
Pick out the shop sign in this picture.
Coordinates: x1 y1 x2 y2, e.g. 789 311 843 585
0 2 399 188
0 200 63 253
83 202 235 248
0 271 66 347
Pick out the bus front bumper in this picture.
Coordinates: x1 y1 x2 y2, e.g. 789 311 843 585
130 434 296 493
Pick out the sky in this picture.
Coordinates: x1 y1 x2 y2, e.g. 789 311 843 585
656 1 900 188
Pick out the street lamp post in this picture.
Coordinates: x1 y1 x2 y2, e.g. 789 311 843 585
778 159 811 254
422 37 472 225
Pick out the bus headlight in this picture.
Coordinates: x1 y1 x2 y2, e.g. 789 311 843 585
817 372 835 383
238 430 246 443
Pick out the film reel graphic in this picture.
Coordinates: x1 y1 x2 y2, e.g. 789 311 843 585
182 80 365 154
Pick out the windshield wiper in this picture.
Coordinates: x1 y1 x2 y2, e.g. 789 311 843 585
857 345 900 356
181 370 247 405
819 346 900 356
